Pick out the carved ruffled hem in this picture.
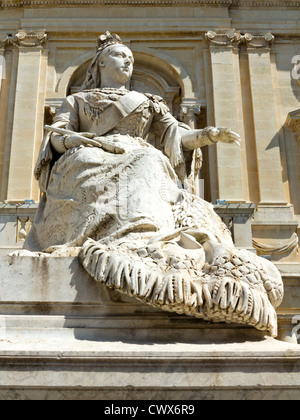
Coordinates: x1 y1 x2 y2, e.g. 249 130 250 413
80 239 279 338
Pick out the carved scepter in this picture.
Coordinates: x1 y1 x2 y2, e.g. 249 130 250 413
44 125 126 154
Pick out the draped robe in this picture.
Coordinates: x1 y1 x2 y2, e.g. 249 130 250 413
24 88 284 337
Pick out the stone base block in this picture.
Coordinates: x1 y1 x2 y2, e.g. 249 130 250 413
0 335 299 400
0 255 299 400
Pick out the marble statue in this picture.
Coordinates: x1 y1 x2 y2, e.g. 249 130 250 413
24 32 284 337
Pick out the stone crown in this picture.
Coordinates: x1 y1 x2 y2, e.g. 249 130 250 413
96 31 123 53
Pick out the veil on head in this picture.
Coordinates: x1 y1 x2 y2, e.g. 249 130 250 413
81 31 125 91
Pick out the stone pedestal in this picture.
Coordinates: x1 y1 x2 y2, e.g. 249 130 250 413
0 255 299 400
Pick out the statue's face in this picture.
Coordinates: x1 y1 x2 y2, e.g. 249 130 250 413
99 44 134 84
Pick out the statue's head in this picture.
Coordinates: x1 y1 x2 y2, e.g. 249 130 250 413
82 32 134 90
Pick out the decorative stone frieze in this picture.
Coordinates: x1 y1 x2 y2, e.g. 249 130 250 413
13 30 47 48
1 0 300 7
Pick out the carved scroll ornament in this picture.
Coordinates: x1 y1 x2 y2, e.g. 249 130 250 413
14 30 47 48
243 32 275 50
205 29 242 49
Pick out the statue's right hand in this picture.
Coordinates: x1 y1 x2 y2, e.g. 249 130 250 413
64 132 98 149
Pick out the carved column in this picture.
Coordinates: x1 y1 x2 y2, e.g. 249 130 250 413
0 35 8 201
205 29 246 203
243 32 285 204
180 102 201 129
6 30 47 202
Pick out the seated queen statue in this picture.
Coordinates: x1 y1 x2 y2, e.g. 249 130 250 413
24 32 283 337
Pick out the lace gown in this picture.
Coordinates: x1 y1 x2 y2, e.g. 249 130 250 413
24 88 284 337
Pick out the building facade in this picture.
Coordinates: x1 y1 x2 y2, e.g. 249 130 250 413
0 0 300 341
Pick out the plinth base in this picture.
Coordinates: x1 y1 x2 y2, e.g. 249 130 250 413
0 334 299 400
0 255 299 400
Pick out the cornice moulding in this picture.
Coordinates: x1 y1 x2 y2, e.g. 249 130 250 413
1 0 300 7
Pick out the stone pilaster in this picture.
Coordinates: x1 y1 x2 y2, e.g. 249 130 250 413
0 34 15 202
205 29 246 203
6 30 47 202
243 32 285 204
